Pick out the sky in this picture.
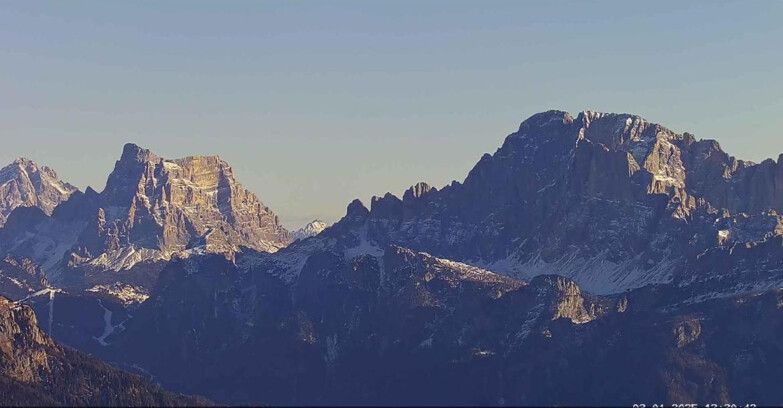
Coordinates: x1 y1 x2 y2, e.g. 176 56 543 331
1 1 782 229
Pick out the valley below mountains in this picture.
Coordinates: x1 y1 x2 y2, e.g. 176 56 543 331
1 110 782 406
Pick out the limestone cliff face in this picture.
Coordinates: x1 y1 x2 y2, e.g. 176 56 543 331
85 143 290 257
0 144 291 297
724 155 783 214
571 138 641 201
0 159 78 227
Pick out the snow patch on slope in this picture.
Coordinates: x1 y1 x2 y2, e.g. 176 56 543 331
477 250 678 295
344 235 383 260
87 246 170 271
428 255 517 286
92 298 130 346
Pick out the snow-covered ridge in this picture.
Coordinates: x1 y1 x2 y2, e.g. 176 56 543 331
291 220 329 241
473 249 679 295
86 246 171 271
425 253 521 286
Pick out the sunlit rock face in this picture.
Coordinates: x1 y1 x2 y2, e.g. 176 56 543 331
0 158 78 227
94 143 290 256
0 143 291 299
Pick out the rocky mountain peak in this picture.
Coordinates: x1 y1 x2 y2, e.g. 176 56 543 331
322 109 783 296
345 199 370 221
0 143 291 298
403 182 436 201
291 220 329 241
577 111 679 153
0 158 78 227
119 142 159 164
11 157 34 167
98 143 291 255
502 109 783 209
512 109 679 153
516 109 574 135
576 109 607 123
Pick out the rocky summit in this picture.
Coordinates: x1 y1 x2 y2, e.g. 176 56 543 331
0 158 78 227
291 219 329 241
353 110 783 294
0 143 291 303
99 143 290 256
0 111 782 406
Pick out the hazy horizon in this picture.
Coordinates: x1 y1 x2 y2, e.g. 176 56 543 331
2 1 782 229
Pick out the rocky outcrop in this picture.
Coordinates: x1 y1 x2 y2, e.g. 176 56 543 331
0 159 77 227
0 257 49 300
527 275 596 324
0 296 54 383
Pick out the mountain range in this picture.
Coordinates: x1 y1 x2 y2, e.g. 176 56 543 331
0 110 781 406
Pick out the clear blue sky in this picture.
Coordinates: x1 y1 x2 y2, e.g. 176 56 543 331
1 1 781 229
